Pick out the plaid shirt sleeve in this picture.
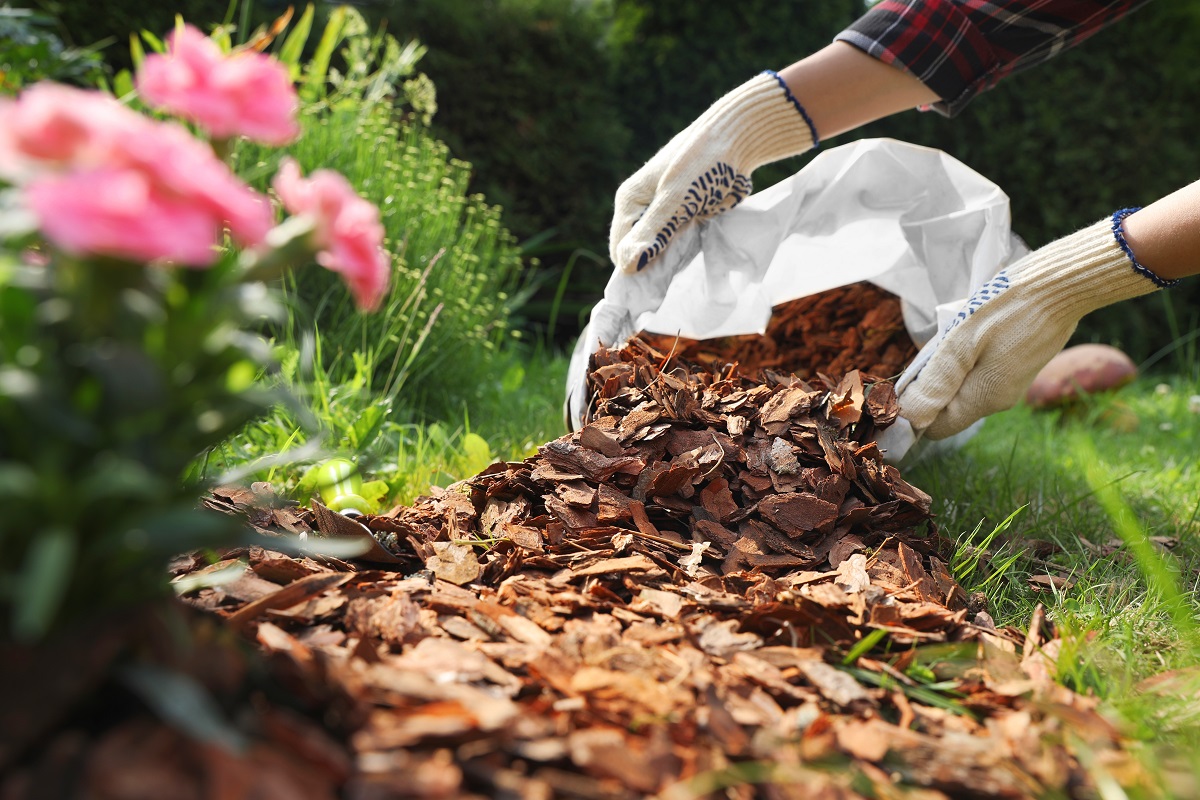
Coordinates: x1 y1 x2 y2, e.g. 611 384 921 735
835 1 1155 116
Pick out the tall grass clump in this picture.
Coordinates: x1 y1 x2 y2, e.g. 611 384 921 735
283 118 523 411
234 7 526 418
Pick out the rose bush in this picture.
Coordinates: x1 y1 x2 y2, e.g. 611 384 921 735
0 25 391 641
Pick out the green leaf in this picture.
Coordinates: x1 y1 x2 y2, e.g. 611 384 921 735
460 432 493 475
278 3 315 80
120 507 243 559
841 627 888 666
139 29 165 55
210 25 233 53
500 363 525 394
301 5 346 102
348 403 385 449
225 359 258 394
78 458 164 505
112 68 135 100
128 33 145 68
906 662 938 684
360 479 390 507
14 527 75 641
844 666 975 720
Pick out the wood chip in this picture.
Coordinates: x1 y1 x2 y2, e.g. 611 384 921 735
426 542 482 586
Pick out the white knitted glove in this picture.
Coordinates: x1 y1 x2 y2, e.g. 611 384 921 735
899 210 1175 440
609 71 817 275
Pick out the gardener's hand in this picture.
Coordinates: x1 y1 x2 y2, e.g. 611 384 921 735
898 211 1175 440
609 71 817 275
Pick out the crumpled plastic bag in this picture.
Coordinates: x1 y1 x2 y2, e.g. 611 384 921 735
566 138 1026 462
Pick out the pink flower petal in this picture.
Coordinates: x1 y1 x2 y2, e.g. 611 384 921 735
136 24 300 145
274 158 391 310
28 168 222 266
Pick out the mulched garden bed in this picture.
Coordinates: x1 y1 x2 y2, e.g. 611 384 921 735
3 329 1145 800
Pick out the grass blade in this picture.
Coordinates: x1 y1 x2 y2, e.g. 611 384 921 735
277 4 315 80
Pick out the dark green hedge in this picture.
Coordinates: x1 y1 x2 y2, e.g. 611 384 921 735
380 0 631 338
25 0 285 71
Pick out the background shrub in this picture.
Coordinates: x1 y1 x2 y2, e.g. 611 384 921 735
232 9 526 421
270 113 524 412
0 4 105 92
376 0 630 339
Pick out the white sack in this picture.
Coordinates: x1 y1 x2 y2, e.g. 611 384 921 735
566 138 1025 461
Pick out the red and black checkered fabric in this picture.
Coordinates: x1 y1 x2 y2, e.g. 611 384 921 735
836 0 1155 116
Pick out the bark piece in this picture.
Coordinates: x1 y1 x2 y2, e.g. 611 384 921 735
758 492 839 535
426 542 482 586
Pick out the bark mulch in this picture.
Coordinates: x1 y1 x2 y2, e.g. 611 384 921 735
638 282 918 382
2 333 1147 799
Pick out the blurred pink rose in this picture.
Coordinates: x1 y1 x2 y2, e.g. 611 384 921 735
111 121 274 248
28 168 228 265
0 84 142 180
136 25 300 146
1 82 273 264
273 158 391 311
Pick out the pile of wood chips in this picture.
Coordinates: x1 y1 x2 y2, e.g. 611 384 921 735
638 283 918 381
5 338 1149 800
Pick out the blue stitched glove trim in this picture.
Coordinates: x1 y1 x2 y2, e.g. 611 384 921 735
763 70 820 148
1111 207 1178 289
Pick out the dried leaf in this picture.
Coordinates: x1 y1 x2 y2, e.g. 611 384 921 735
696 617 763 658
827 370 865 429
1028 574 1074 593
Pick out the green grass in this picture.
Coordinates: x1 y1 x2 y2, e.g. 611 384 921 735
907 374 1200 791
210 342 568 508
910 375 1200 634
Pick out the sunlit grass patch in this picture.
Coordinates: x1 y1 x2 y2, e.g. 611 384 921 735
908 373 1200 794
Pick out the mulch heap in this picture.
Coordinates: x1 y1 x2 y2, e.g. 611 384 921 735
150 334 1145 800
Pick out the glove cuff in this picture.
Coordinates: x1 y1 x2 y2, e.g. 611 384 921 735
714 71 818 171
764 70 820 149
1110 207 1179 289
1007 212 1175 323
